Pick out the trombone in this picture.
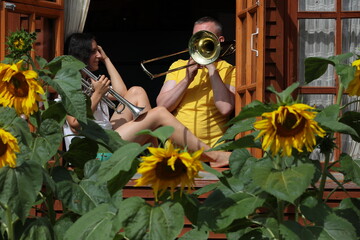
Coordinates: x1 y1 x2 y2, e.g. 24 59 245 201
140 30 235 79
81 68 145 120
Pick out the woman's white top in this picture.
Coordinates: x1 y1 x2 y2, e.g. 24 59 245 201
63 100 112 151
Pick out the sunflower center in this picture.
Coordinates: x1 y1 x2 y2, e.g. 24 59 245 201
14 39 24 50
155 157 187 180
276 112 306 137
0 139 7 157
9 73 29 97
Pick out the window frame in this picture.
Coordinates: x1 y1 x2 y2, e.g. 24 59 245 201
0 0 64 59
287 0 360 160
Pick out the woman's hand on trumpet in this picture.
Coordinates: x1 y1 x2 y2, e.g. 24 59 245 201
91 75 110 97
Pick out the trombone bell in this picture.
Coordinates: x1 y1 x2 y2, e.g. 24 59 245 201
189 30 220 65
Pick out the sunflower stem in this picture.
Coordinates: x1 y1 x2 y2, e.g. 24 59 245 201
336 83 344 107
339 99 360 110
318 152 331 201
276 199 284 240
5 205 14 240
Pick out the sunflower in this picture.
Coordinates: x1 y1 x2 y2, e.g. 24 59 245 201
0 61 44 116
254 103 326 156
13 38 25 50
6 30 36 59
135 141 203 201
0 128 20 168
346 59 360 96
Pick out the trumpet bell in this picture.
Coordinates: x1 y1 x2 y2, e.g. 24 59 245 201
189 30 221 65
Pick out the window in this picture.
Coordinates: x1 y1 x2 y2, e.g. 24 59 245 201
290 0 360 159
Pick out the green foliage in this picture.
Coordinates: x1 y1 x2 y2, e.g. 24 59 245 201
1 31 360 240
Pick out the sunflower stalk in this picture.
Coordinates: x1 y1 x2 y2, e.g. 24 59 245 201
318 151 331 201
5 205 14 240
340 99 360 110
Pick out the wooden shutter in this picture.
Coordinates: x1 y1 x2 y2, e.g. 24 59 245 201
235 0 265 157
235 0 265 113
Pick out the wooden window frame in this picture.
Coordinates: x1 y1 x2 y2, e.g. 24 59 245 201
7 0 64 9
0 0 64 59
286 0 360 160
287 0 360 93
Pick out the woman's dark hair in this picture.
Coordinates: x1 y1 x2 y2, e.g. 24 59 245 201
64 33 95 65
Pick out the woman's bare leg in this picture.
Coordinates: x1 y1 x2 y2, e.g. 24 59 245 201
110 86 152 129
114 106 230 164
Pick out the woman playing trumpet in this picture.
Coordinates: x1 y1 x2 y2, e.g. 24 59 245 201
64 33 230 164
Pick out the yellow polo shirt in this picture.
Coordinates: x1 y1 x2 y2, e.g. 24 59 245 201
165 59 236 146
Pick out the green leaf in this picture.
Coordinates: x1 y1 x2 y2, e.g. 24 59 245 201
97 142 147 185
212 134 261 151
63 138 98 168
106 158 140 196
338 198 360 218
335 63 356 89
229 149 254 178
49 67 87 123
35 56 48 69
280 221 315 240
336 154 360 185
300 196 332 224
19 217 53 240
339 111 360 142
216 118 256 143
173 192 201 224
46 55 85 75
228 100 273 124
0 107 19 126
304 57 334 83
79 119 128 152
9 114 33 148
178 227 209 240
0 161 43 222
198 190 264 232
267 82 300 104
64 203 116 240
316 105 358 136
30 119 63 166
41 102 66 124
316 104 340 122
328 52 354 65
147 201 184 240
116 198 184 240
299 196 357 239
56 179 111 215
116 197 151 240
53 216 75 240
227 228 270 240
252 163 315 203
335 204 360 237
307 214 357 240
136 126 174 145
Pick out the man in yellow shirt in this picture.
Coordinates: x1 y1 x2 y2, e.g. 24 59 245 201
156 16 236 167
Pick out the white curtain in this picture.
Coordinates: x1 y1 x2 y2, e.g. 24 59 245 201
298 0 360 159
64 0 91 40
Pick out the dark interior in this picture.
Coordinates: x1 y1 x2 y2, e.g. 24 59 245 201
84 0 236 107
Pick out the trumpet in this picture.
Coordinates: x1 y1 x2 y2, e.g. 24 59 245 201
140 30 236 79
81 68 145 120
